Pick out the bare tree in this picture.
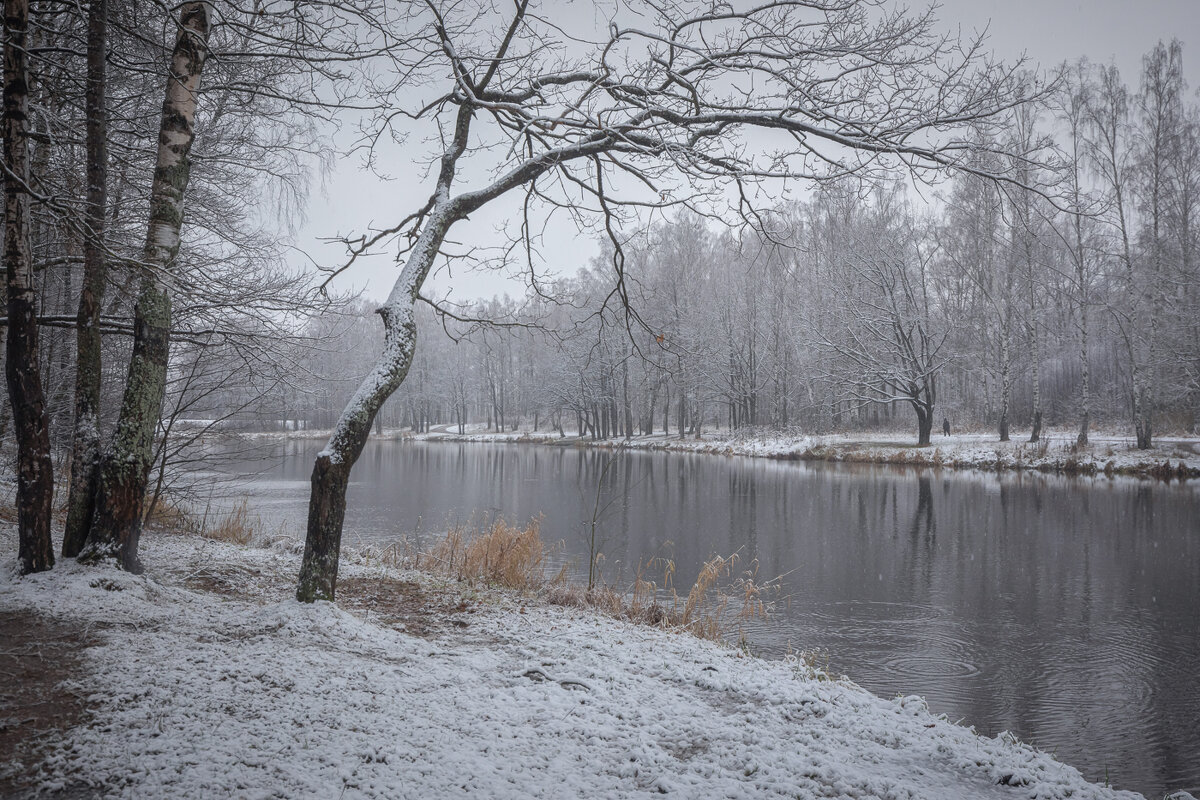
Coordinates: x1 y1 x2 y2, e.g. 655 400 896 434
1128 40 1186 448
1057 61 1096 446
1003 97 1054 444
811 184 947 444
62 0 110 557
942 153 1015 441
1086 62 1150 447
296 0 1033 601
3 0 54 574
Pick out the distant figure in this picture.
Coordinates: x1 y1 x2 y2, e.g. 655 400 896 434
942 417 951 437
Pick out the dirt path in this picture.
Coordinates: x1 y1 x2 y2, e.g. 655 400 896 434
0 611 99 799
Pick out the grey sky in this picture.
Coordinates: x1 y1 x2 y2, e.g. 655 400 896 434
293 0 1200 304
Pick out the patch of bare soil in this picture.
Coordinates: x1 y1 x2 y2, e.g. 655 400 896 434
0 612 99 799
336 576 478 637
169 557 481 639
167 560 294 601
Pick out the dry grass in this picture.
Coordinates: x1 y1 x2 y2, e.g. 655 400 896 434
546 552 771 643
143 499 199 534
376 516 775 644
544 565 674 629
145 497 271 546
413 516 557 591
202 499 257 546
678 553 771 640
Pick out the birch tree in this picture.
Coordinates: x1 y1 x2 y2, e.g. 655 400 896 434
1003 98 1054 444
1129 40 1185 448
942 161 1013 440
1057 62 1097 446
80 2 212 570
1086 63 1151 447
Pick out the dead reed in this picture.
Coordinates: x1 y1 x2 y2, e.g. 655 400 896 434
380 516 775 644
201 499 257 545
418 516 555 591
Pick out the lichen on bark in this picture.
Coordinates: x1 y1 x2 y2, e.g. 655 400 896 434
80 2 210 570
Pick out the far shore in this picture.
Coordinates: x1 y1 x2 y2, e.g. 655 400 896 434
235 424 1200 481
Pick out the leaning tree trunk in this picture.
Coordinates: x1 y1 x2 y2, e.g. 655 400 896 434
298 306 417 602
297 202 458 602
62 0 109 557
3 0 54 574
80 2 210 571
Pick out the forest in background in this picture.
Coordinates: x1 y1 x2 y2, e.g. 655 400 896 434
171 44 1199 450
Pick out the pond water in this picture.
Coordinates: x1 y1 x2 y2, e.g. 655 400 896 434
224 439 1199 798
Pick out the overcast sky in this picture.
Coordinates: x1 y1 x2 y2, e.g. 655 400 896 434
291 0 1200 304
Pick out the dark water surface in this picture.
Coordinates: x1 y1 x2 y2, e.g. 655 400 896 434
228 439 1199 798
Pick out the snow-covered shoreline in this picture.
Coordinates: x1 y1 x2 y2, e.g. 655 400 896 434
244 425 1200 480
0 529 1170 799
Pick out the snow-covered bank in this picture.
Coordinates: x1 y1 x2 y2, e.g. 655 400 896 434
237 424 1200 479
1 530 1168 799
394 425 1200 480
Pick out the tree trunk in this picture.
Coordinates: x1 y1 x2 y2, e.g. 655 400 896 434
63 0 108 557
621 356 632 439
81 2 210 571
1028 321 1042 444
998 319 1011 442
3 0 54 574
1076 250 1090 447
296 154 468 600
1134 395 1153 450
298 306 421 601
662 383 670 435
913 400 933 446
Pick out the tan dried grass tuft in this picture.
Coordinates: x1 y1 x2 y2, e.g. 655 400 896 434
422 517 552 592
385 516 776 645
202 499 256 546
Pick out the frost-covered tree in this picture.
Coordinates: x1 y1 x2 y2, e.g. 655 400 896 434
296 0 1037 601
809 184 949 444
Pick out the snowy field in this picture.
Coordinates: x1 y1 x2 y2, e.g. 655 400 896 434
1 528 1179 799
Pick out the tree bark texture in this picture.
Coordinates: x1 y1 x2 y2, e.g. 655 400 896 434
296 284 422 602
3 0 54 574
297 200 458 601
81 2 210 571
298 101 477 602
63 0 109 557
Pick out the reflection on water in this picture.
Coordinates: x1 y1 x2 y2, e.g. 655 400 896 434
227 439 1200 798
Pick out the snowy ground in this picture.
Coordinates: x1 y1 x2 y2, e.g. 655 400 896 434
398 424 1200 479
0 528 1175 799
